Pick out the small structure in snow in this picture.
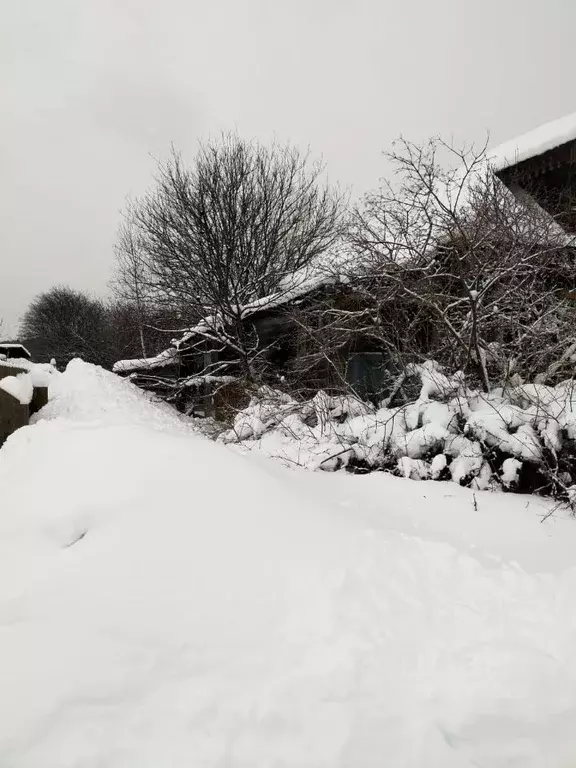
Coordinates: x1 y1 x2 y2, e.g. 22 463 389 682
113 270 394 418
0 361 53 447
491 113 576 234
0 342 32 362
113 348 180 375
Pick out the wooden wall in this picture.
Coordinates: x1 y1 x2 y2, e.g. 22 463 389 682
0 364 49 447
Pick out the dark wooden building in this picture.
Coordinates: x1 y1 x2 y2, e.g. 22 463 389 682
492 114 576 234
115 277 395 417
0 342 32 362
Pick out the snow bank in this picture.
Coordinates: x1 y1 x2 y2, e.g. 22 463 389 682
2 361 576 765
40 358 193 432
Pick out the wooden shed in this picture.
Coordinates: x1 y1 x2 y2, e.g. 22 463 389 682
492 113 576 234
0 342 32 361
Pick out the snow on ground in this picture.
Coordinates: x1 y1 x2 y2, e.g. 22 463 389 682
2 361 576 767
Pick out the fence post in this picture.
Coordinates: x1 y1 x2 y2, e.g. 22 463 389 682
0 389 29 447
30 386 49 416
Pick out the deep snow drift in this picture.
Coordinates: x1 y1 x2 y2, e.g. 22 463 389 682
1 361 576 767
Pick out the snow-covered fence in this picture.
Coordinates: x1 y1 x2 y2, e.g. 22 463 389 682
0 363 52 447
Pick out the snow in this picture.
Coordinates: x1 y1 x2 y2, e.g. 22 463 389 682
181 373 237 388
0 357 55 375
490 111 576 172
0 372 33 405
224 369 576 497
175 262 347 349
0 376 23 402
28 365 51 388
501 457 522 487
3 361 576 766
112 347 179 373
0 342 31 357
430 452 447 479
16 372 33 405
240 267 340 317
397 455 430 480
0 362 56 403
0 357 34 371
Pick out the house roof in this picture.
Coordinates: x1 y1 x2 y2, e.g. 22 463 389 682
175 265 345 349
489 112 576 173
0 342 31 358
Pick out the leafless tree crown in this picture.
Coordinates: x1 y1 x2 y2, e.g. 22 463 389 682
119 135 345 316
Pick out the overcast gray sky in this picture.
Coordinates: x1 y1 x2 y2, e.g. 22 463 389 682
2 0 575 335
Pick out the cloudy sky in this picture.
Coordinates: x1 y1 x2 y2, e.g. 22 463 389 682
2 0 575 334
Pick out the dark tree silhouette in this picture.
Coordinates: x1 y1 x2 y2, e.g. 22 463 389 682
20 287 110 367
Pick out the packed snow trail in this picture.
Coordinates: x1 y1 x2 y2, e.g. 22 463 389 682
1 362 576 767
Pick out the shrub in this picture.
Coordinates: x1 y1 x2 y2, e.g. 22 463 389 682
221 361 576 504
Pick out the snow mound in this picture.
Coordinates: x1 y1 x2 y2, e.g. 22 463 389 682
40 358 193 432
2 361 576 766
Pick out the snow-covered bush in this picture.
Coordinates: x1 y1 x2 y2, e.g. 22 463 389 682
221 362 576 502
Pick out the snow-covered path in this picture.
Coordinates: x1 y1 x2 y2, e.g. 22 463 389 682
1 362 576 767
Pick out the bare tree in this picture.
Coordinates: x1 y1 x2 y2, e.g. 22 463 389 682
111 218 151 359
117 134 346 379
312 136 576 395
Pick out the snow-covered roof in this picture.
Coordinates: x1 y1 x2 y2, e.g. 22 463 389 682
113 347 179 374
0 373 34 405
0 342 31 357
241 270 337 317
175 264 347 349
489 112 576 173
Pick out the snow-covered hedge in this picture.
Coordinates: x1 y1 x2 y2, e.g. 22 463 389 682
220 362 576 500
